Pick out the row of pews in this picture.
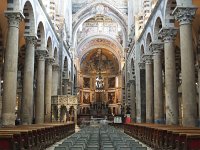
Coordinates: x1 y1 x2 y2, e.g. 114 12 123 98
0 123 75 150
124 123 200 150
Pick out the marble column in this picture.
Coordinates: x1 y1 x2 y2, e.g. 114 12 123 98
35 50 48 124
0 65 2 123
138 61 146 123
143 54 154 123
159 27 179 125
173 6 197 126
196 65 200 126
129 80 136 122
63 79 68 95
74 106 77 125
2 12 24 126
21 36 37 125
150 42 164 124
52 64 59 96
45 57 55 123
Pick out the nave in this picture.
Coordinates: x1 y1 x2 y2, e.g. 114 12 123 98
49 125 150 150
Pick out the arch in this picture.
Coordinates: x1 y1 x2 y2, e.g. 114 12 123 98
145 33 152 52
36 22 45 50
72 2 128 47
46 37 53 57
164 0 177 27
153 17 163 41
53 47 58 64
77 36 123 64
22 1 36 35
77 34 123 55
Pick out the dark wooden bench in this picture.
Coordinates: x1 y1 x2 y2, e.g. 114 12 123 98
124 123 200 149
0 123 75 150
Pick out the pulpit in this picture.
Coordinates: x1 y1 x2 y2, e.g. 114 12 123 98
51 95 78 124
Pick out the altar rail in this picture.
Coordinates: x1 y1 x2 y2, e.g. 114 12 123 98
0 123 75 150
124 123 200 150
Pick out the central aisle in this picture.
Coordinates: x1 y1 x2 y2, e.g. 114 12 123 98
47 125 151 150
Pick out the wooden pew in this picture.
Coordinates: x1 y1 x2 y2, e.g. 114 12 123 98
0 133 22 150
0 123 75 150
124 123 200 149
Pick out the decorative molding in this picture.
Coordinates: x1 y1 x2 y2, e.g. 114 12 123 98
25 36 38 47
143 54 153 64
173 6 197 25
159 27 178 42
149 42 164 55
52 63 60 71
138 61 145 69
46 57 55 65
36 49 49 61
4 11 25 28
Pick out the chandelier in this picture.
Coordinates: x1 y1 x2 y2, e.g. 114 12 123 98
95 49 105 92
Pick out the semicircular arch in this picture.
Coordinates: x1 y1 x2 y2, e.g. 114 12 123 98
72 2 128 48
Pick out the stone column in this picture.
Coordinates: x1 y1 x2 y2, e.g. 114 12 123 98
138 61 146 123
52 64 59 96
150 42 164 124
2 12 24 126
21 36 37 125
74 106 77 125
0 65 2 123
63 79 68 95
57 105 61 122
45 57 55 123
173 6 197 126
196 65 200 126
159 27 179 125
143 54 154 123
35 50 48 124
129 80 136 122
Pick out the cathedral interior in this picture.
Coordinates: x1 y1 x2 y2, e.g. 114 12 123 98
0 0 200 149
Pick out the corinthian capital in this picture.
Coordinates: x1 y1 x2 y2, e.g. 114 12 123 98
173 6 197 25
36 49 49 61
52 63 60 71
138 61 145 69
25 35 38 47
46 57 55 65
143 54 153 64
149 42 164 55
5 11 24 28
159 27 178 42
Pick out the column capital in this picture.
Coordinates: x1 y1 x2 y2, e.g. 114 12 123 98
143 54 153 64
25 35 38 47
52 63 60 71
159 27 178 42
138 61 145 69
46 57 55 65
36 49 49 61
5 11 25 28
173 6 197 25
149 42 164 56
63 78 69 84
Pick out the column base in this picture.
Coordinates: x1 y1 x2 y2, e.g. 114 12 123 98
2 113 15 126
44 113 52 123
197 119 200 127
136 117 141 123
22 114 32 125
154 119 165 124
183 117 197 127
35 117 44 124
